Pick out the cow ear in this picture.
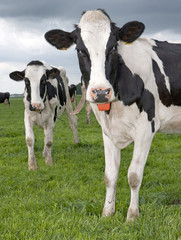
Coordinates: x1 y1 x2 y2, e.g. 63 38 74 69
45 29 75 50
9 71 25 81
46 68 60 79
118 21 145 43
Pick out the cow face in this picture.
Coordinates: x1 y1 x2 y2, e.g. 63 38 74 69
9 61 59 112
45 9 144 105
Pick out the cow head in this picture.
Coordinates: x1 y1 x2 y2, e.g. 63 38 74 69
9 61 59 112
45 9 144 109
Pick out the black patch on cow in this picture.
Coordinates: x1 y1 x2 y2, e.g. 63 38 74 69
47 82 57 100
75 28 91 89
27 60 43 67
136 89 155 131
152 59 172 107
54 106 58 122
24 78 31 102
57 75 66 106
151 120 155 133
115 58 155 132
40 74 47 99
153 40 181 106
116 57 144 105
105 30 119 94
47 74 66 106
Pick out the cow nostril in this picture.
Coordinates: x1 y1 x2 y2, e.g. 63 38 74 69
105 89 111 95
92 89 97 94
31 103 42 111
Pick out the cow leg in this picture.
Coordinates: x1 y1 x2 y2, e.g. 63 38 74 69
73 96 77 108
102 132 121 217
24 112 37 170
43 120 54 165
65 102 79 144
127 128 155 221
86 103 92 124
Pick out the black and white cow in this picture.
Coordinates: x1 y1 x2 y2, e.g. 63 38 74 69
45 9 181 221
68 84 77 107
9 61 79 170
0 92 10 106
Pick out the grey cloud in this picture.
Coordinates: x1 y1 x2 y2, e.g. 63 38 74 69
1 0 181 34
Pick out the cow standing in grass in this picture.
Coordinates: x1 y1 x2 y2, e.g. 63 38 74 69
0 92 10 106
45 9 181 221
9 61 79 170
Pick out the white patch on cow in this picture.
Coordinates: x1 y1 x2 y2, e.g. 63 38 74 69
119 38 171 94
25 64 46 108
119 39 153 79
78 10 115 102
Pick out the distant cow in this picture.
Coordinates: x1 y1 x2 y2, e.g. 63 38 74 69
0 92 10 106
68 84 77 108
9 60 79 170
45 9 181 221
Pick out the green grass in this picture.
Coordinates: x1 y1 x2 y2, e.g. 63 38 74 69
0 97 180 240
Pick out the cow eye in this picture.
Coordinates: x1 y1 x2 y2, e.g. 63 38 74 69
77 48 88 57
112 45 117 51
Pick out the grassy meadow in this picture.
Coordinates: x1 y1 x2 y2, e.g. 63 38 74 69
0 97 180 240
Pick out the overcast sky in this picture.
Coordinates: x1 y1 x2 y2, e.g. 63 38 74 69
0 0 181 94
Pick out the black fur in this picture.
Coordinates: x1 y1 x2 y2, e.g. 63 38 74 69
136 89 155 132
152 59 172 107
57 75 66 106
69 84 76 98
0 92 10 104
153 40 181 106
47 82 57 100
27 61 43 66
24 77 31 103
76 28 91 89
117 58 144 106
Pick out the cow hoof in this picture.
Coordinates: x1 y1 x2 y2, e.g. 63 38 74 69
74 139 80 144
102 207 115 217
29 164 38 170
45 158 53 166
28 158 37 170
126 207 139 222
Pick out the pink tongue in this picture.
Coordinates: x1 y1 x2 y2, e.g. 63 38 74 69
97 102 110 111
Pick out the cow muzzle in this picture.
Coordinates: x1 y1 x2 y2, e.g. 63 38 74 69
90 88 112 103
30 103 43 112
